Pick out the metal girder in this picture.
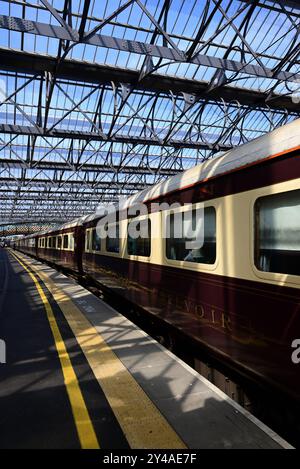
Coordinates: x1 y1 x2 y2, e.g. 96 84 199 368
0 194 118 202
240 0 300 11
0 188 134 197
0 177 151 190
0 49 298 113
0 158 178 176
0 124 231 151
0 223 61 236
0 14 299 84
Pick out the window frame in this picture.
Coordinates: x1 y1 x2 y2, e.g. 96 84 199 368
62 234 69 250
69 233 74 251
163 201 218 271
57 235 62 250
104 221 120 256
84 227 102 253
85 228 92 252
126 215 152 259
251 181 300 287
52 236 56 249
59 232 75 251
91 227 101 253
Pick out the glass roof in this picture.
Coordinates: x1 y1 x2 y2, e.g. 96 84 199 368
0 0 299 222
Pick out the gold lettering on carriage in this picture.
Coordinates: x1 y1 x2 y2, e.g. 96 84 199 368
183 298 261 343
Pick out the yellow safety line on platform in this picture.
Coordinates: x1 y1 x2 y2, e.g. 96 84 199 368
9 250 100 450
12 250 187 449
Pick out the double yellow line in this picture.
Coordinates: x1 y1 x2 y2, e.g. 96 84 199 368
10 249 186 449
10 250 100 449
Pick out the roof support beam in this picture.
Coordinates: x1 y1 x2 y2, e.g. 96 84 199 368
0 177 151 190
0 188 133 197
0 14 299 84
0 158 178 176
0 124 231 151
240 0 300 11
0 49 297 113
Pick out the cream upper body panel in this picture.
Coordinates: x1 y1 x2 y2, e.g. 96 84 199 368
96 178 300 290
153 178 300 290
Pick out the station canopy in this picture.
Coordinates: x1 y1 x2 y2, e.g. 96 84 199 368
0 0 299 223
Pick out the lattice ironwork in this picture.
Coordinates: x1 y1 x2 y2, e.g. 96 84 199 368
0 221 60 236
0 0 299 223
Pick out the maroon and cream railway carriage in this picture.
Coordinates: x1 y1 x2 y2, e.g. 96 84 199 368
15 119 300 412
18 219 85 273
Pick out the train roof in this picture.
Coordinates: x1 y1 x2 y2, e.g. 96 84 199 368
124 117 300 208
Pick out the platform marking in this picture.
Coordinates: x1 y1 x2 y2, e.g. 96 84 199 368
13 251 187 449
9 250 100 450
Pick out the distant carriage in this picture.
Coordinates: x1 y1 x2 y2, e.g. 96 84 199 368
15 119 300 407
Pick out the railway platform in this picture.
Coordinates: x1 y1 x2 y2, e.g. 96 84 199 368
0 248 292 449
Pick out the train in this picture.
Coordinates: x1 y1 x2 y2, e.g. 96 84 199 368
15 118 300 411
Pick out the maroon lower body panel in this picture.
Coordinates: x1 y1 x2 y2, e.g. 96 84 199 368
83 252 300 402
17 246 37 258
36 248 79 272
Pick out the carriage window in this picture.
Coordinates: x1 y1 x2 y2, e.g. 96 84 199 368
255 189 300 276
85 231 91 251
52 237 56 249
63 235 69 249
106 223 120 253
166 206 216 264
57 236 62 249
69 234 74 251
127 219 151 257
92 229 101 251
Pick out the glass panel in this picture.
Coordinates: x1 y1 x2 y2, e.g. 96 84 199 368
57 236 62 249
166 206 216 264
106 224 120 253
127 219 151 257
255 189 300 276
92 229 101 251
63 235 68 249
86 231 90 251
